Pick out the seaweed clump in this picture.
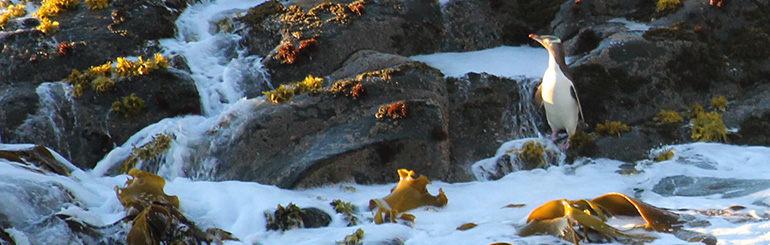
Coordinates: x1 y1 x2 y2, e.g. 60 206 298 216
595 121 630 137
120 133 173 174
337 228 364 245
85 0 109 10
711 96 727 111
506 140 545 169
116 169 237 244
375 101 407 120
653 110 684 141
331 199 359 226
654 110 683 123
266 203 305 231
690 111 728 142
369 169 447 224
519 192 683 244
274 38 318 64
63 54 170 97
568 130 598 157
0 3 26 30
653 148 675 162
656 0 681 13
34 0 80 35
263 75 324 103
112 93 147 118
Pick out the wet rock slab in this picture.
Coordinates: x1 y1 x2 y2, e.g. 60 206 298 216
653 175 770 198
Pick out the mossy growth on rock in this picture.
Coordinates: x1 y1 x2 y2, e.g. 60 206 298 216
63 54 170 97
711 96 727 111
653 147 675 162
91 76 115 92
0 3 26 30
274 38 318 64
508 140 545 169
337 228 364 245
35 0 80 19
654 110 684 123
568 130 598 157
329 79 366 99
595 120 630 137
666 46 725 92
265 203 305 231
656 0 681 13
686 103 705 119
263 75 324 103
728 27 770 60
85 0 109 10
120 133 173 174
331 199 358 226
112 93 147 118
737 111 770 146
375 101 407 120
36 17 59 34
691 111 728 142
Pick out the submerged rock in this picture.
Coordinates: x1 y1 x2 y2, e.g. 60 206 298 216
653 175 770 198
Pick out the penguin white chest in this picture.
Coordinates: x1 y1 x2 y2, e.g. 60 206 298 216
541 67 579 135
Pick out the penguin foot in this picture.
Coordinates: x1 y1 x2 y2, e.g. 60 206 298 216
558 141 570 150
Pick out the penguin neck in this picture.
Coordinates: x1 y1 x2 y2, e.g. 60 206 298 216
546 48 571 81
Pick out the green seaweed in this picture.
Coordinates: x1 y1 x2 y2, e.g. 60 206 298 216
595 121 630 137
653 148 675 162
120 133 173 174
654 110 683 123
337 228 364 245
263 75 324 103
265 203 305 231
112 93 147 118
711 96 727 111
690 111 728 142
331 199 359 226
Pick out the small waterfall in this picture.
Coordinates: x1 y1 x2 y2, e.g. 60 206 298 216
12 83 70 156
510 77 545 139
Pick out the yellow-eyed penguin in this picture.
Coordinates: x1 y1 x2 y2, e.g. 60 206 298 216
530 34 584 148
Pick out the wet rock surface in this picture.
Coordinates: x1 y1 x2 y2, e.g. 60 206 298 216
195 51 450 188
653 175 770 198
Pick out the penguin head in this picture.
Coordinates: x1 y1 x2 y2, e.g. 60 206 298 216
529 34 562 48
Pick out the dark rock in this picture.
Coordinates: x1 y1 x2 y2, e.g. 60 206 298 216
239 0 444 84
4 70 201 169
653 175 770 198
189 51 449 188
447 73 540 181
301 208 332 228
441 0 569 51
735 110 770 146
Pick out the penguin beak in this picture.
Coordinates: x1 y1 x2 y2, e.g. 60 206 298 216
529 34 544 44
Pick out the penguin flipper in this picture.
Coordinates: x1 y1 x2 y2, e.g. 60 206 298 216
570 85 585 123
534 83 543 108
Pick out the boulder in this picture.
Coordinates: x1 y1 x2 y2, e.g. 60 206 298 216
4 70 201 169
237 0 444 84
442 0 568 51
447 73 541 180
188 50 449 188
